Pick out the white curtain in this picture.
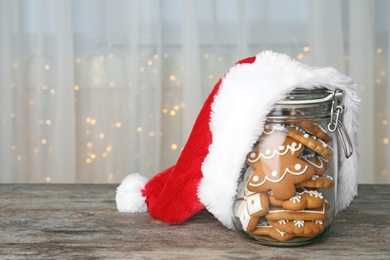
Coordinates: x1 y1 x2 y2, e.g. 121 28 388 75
0 0 389 184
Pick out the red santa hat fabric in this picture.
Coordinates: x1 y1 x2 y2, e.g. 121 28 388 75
116 51 360 229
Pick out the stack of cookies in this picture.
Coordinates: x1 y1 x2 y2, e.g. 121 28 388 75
234 124 334 242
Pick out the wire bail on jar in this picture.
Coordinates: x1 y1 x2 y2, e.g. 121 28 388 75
327 89 353 158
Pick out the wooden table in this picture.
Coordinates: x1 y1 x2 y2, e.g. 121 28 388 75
0 184 389 259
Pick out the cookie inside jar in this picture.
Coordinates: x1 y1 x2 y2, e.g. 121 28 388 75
233 88 340 246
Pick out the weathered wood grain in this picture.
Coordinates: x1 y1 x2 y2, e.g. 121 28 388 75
0 184 389 259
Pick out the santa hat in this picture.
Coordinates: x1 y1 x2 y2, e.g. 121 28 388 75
116 51 360 229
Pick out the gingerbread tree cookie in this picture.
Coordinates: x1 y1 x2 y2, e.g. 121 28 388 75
246 131 316 201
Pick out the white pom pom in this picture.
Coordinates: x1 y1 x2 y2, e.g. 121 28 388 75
116 173 148 213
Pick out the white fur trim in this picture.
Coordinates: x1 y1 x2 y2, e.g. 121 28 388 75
116 173 148 213
198 51 360 229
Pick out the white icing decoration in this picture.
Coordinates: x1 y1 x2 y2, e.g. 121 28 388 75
276 228 286 236
265 149 271 155
247 193 263 215
315 220 323 225
301 155 328 169
294 164 302 171
311 175 319 180
308 190 323 199
260 225 273 228
289 195 301 203
252 175 259 182
293 187 324 200
318 139 333 151
247 142 303 162
325 174 334 180
294 220 305 228
304 134 309 138
279 145 285 150
249 165 309 187
278 220 287 225
271 171 278 177
250 152 256 158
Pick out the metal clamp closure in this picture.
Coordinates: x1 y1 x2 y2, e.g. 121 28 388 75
327 89 353 158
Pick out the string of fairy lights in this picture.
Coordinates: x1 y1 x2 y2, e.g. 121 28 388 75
73 51 192 183
4 46 390 183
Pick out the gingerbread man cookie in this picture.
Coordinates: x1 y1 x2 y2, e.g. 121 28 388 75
298 174 334 188
246 131 316 201
269 187 325 211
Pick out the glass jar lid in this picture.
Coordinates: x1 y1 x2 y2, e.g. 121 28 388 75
267 88 343 121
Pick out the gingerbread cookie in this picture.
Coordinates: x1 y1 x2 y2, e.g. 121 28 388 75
286 126 333 159
234 192 270 232
268 219 326 237
234 167 270 232
251 225 296 241
269 187 324 211
246 131 316 201
266 203 328 221
298 174 334 188
297 123 332 143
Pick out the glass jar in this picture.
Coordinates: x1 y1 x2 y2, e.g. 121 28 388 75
232 88 353 246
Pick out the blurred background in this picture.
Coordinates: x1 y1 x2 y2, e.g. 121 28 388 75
0 0 389 184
